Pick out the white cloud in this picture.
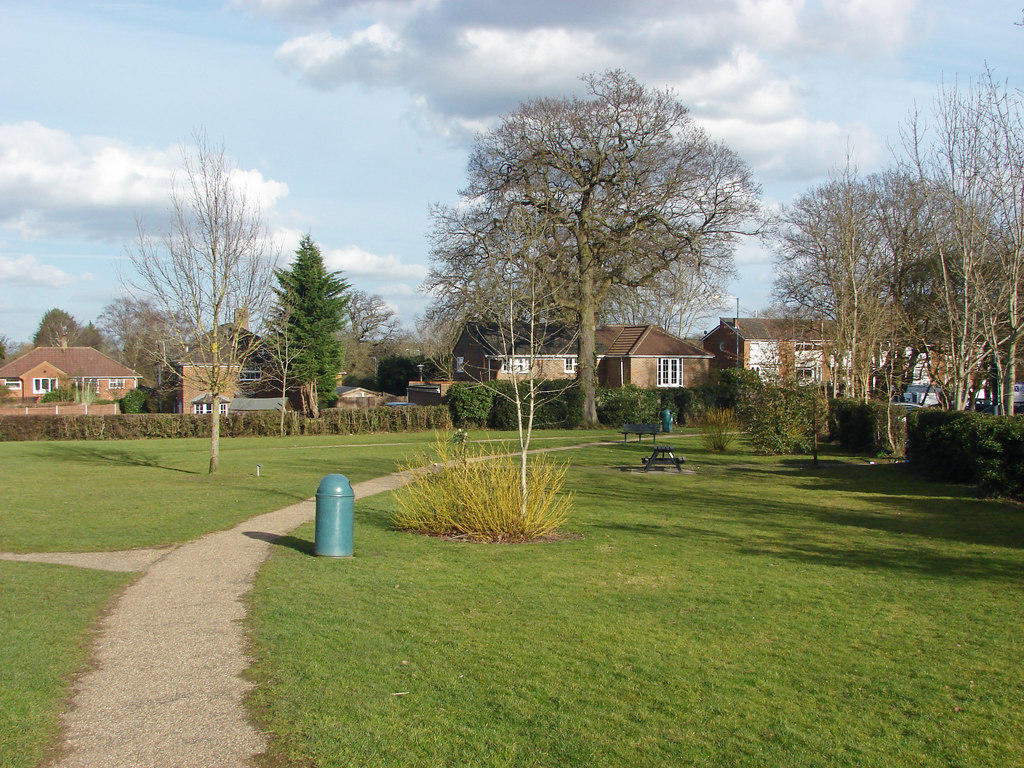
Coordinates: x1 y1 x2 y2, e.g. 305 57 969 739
0 122 289 242
0 254 92 288
322 244 429 280
265 0 920 191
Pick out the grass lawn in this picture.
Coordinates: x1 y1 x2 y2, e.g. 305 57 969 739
248 438 1024 767
0 429 600 768
0 430 597 553
0 561 132 768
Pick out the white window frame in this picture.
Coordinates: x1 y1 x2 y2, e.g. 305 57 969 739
455 356 465 373
33 377 58 394
107 378 126 389
193 402 229 415
503 357 531 375
238 370 261 382
657 358 683 388
564 357 577 374
82 377 100 393
5 378 21 390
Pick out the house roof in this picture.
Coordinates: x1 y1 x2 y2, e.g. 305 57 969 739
711 317 822 342
336 386 380 398
596 325 711 358
459 322 711 359
229 397 287 411
462 322 578 357
0 347 139 379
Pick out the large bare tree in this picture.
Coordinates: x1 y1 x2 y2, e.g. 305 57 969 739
127 131 278 472
426 70 759 426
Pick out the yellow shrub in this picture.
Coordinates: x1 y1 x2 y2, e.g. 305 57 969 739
391 435 572 542
699 407 741 452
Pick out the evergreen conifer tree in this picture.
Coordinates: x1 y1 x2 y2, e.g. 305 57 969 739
273 234 350 416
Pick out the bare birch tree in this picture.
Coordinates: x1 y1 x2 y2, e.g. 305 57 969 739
127 131 278 472
902 83 999 410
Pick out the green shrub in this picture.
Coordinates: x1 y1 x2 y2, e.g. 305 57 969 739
738 381 826 455
119 388 149 414
596 385 660 426
907 409 1024 498
486 380 583 430
39 387 76 403
391 435 572 542
830 398 907 457
445 383 494 427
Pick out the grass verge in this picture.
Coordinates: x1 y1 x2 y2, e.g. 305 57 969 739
0 562 132 768
248 440 1024 767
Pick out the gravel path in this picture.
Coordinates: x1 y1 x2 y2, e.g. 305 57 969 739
45 472 414 768
8 443 605 768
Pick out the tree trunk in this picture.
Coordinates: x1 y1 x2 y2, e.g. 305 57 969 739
209 406 220 474
580 270 599 428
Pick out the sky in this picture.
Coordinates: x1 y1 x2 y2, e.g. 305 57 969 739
1 0 1022 346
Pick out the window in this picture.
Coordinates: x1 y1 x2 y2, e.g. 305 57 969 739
5 378 21 390
193 402 228 415
455 356 465 373
657 358 683 387
564 357 577 374
107 378 126 390
238 370 261 382
33 378 58 394
503 357 531 374
82 378 100 393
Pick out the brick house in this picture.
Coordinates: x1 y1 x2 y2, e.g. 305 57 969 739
451 322 712 389
159 323 282 414
0 346 140 403
702 317 827 382
596 324 712 388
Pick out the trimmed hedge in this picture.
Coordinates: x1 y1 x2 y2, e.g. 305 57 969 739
830 398 907 456
908 409 1024 498
488 380 584 430
596 385 661 427
0 406 452 442
444 380 584 430
445 383 495 427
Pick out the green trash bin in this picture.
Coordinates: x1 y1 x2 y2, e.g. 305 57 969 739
661 408 673 434
315 474 354 557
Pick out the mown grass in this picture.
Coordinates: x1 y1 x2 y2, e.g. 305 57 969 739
0 430 598 553
248 439 1024 767
0 561 132 768
0 429 601 768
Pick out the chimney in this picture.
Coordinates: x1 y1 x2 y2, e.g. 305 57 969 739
59 331 69 349
234 308 249 331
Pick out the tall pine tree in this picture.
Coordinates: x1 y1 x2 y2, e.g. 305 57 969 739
273 235 350 416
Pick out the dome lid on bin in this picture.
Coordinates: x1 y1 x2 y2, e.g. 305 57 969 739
316 473 353 497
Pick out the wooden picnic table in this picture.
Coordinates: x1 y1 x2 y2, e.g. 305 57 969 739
642 444 685 472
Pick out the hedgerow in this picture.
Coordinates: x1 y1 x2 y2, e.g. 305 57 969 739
907 409 1024 499
0 406 452 442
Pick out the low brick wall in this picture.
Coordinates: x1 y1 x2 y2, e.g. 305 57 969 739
0 403 120 416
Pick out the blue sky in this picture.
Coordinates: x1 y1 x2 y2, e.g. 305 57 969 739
1 0 1022 345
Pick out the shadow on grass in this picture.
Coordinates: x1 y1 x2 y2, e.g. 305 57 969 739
243 531 315 555
734 536 1024 583
580 454 1024 582
31 443 200 474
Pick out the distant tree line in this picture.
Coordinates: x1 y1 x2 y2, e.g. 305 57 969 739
772 69 1024 413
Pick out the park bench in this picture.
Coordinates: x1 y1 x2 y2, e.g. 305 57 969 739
621 423 660 442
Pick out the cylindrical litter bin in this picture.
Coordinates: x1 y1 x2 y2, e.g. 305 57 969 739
315 474 354 557
661 408 674 434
